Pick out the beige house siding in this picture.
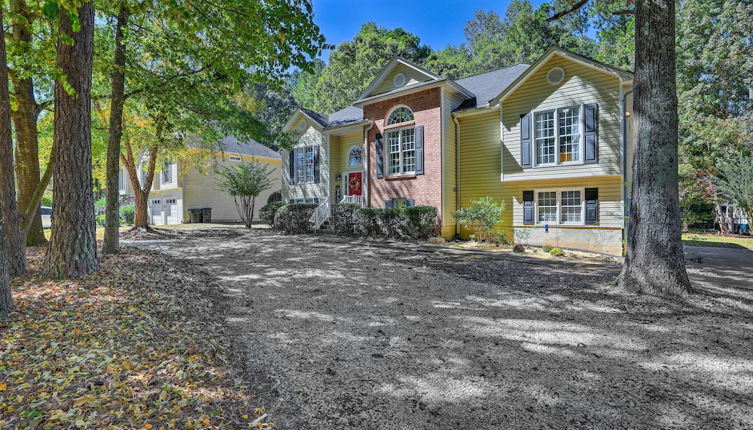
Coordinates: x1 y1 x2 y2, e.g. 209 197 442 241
501 54 623 181
182 154 281 222
372 63 434 96
281 119 329 203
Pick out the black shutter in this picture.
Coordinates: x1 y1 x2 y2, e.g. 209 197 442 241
584 103 598 163
313 146 321 183
523 190 534 225
375 132 384 178
585 187 598 225
415 126 424 175
289 150 296 184
520 113 532 168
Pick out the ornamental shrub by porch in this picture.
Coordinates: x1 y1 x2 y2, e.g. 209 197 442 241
272 204 317 234
453 196 506 243
260 201 285 225
331 203 359 235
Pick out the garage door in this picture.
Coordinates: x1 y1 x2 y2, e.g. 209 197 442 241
165 198 179 225
150 199 163 225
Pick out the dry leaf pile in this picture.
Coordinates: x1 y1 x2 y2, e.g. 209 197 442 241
1 247 268 429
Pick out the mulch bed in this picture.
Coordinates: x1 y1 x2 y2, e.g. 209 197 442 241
0 247 268 429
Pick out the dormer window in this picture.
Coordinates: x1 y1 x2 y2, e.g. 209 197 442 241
386 106 414 126
348 146 363 168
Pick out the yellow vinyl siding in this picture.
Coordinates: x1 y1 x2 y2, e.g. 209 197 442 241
458 110 502 212
502 54 622 180
441 90 468 237
329 131 363 201
372 64 434 96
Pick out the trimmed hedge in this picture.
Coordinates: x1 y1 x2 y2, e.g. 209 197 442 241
331 203 359 235
273 204 317 234
260 201 285 225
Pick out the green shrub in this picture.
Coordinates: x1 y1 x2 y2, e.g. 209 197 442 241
95 213 107 227
119 204 135 226
353 208 384 237
260 201 285 225
549 247 565 257
388 206 438 240
266 190 282 205
41 196 53 207
272 204 317 234
331 203 359 236
512 243 525 253
453 196 506 243
542 245 553 253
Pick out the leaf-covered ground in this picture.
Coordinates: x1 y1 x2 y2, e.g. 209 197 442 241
1 247 268 429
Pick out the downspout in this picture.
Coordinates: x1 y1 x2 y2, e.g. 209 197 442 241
621 88 633 247
453 116 460 237
364 121 374 208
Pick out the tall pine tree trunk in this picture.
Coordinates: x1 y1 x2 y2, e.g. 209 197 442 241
0 217 13 318
619 0 692 295
0 5 26 277
103 2 130 254
9 0 46 246
44 1 99 278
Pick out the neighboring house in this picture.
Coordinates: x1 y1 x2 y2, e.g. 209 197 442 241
281 47 634 255
120 137 281 225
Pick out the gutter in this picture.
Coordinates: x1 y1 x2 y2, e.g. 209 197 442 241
453 116 461 237
364 121 375 208
621 88 633 240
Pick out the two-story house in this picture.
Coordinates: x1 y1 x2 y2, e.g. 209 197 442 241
281 47 633 255
120 136 281 225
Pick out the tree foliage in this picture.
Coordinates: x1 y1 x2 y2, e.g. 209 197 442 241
714 153 753 230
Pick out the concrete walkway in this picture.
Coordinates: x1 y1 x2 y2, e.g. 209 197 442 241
127 228 753 430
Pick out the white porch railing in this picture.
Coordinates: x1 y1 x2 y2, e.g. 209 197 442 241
340 195 365 207
310 199 331 230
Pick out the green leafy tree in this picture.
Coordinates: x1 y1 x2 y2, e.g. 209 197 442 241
714 154 753 232
216 161 274 229
453 196 506 243
293 22 431 113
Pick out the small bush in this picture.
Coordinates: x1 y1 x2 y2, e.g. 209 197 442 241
542 245 553 253
266 190 282 205
353 208 384 237
549 247 565 257
512 243 525 253
260 201 285 225
389 206 438 240
273 204 317 234
120 204 135 226
331 203 359 236
453 196 506 243
95 213 107 227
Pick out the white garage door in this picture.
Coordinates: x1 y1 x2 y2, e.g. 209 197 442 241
150 199 163 225
165 198 179 225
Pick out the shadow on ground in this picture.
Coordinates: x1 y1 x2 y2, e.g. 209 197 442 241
126 228 753 430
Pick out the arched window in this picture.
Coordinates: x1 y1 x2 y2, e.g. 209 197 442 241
386 106 414 125
348 146 363 167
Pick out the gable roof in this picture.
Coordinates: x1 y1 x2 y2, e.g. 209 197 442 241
188 136 280 159
453 64 529 111
489 46 633 105
356 57 442 101
283 106 366 132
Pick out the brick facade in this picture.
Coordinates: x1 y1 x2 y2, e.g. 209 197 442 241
364 87 444 222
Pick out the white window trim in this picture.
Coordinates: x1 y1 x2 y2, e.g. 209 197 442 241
385 104 415 127
384 125 417 177
346 145 363 169
293 145 317 184
531 104 585 168
162 162 175 186
533 187 586 226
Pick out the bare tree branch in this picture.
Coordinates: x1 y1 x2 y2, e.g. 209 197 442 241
547 0 590 22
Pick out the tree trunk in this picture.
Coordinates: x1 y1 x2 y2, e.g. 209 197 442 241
21 158 53 238
0 217 13 318
618 0 692 295
9 0 46 247
103 2 130 254
714 203 733 235
44 1 99 278
0 6 26 277
121 137 157 231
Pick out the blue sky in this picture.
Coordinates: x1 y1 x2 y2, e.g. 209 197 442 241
312 0 549 60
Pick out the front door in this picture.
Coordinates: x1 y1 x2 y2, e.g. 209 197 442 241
347 172 363 196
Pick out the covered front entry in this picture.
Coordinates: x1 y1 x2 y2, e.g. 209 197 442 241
341 171 364 205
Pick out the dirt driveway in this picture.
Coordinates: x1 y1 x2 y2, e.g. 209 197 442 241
126 228 753 429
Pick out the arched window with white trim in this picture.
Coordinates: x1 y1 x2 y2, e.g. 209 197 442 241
347 146 363 168
386 106 414 125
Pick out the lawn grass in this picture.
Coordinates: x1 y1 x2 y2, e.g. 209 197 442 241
682 232 753 251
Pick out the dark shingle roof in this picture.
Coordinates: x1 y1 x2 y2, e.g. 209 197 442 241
298 105 365 130
454 64 529 111
189 136 280 159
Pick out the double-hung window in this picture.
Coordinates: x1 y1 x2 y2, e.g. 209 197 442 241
533 106 581 166
536 189 584 225
293 146 316 183
384 106 416 176
386 127 415 175
162 161 174 185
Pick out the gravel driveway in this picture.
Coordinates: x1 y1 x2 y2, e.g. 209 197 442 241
127 227 753 429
